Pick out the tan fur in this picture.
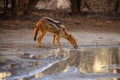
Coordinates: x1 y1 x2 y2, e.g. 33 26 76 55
34 17 78 49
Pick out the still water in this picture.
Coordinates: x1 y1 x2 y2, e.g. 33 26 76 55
38 48 120 80
0 48 120 80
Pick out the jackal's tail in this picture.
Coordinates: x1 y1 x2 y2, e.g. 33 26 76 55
34 26 39 41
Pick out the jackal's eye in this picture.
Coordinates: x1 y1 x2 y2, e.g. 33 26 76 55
67 37 70 40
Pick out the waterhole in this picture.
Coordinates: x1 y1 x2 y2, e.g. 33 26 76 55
0 48 120 80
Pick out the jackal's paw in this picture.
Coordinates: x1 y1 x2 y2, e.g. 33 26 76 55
52 45 55 48
38 44 45 47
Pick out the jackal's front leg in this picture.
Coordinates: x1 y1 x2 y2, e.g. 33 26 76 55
52 35 56 48
56 36 62 50
37 31 46 47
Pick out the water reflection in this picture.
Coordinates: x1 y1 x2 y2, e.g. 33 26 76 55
38 48 120 80
0 72 11 80
77 48 120 73
1 48 120 80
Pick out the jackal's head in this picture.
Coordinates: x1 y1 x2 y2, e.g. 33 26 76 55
66 34 78 49
61 26 78 49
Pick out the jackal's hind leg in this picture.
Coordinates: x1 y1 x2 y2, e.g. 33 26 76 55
37 31 46 47
52 35 56 48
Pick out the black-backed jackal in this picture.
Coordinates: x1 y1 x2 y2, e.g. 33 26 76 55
34 17 78 49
